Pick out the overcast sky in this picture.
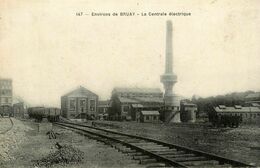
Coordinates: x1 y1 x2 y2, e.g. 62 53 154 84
0 0 259 106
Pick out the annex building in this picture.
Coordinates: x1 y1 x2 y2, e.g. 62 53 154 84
61 86 98 119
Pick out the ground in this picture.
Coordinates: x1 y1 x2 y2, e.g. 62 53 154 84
93 121 260 166
0 118 259 167
0 118 142 168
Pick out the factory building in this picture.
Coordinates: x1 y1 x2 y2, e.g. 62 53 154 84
110 87 164 121
61 86 98 119
214 105 260 125
245 92 260 107
0 78 12 106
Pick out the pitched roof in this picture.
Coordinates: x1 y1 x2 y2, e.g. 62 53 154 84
131 104 144 108
245 92 260 99
113 87 162 94
62 86 98 97
141 111 160 115
214 106 260 113
134 97 164 103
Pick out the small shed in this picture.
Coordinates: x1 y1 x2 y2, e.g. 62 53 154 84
140 111 160 123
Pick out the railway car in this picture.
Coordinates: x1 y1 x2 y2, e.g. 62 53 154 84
0 105 13 117
44 107 61 122
28 107 60 122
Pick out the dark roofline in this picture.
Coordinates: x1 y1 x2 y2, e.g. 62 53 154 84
62 86 98 97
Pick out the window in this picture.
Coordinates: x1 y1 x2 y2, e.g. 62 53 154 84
146 116 149 120
123 106 129 112
69 99 76 110
5 98 8 103
153 116 157 120
90 100 95 111
80 99 86 107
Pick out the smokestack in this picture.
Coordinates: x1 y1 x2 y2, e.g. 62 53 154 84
165 20 173 74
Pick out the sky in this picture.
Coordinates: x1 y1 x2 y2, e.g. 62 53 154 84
0 0 259 107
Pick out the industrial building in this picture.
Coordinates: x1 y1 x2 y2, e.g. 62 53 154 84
180 100 197 123
61 86 98 119
0 78 12 106
245 92 260 107
109 87 164 121
214 105 260 125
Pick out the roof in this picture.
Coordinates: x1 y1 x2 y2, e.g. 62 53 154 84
134 97 164 103
245 92 260 99
62 86 98 97
131 104 144 108
117 96 164 104
183 103 197 107
251 103 260 107
113 87 162 94
214 106 260 113
118 97 139 103
141 111 160 115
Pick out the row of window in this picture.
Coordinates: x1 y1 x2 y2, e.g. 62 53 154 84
69 99 96 111
0 90 12 95
0 97 11 104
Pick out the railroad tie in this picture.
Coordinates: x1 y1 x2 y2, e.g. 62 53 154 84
153 150 185 155
130 142 158 146
164 153 196 158
171 156 207 162
182 160 219 166
127 152 144 156
133 155 150 160
139 158 158 164
145 162 166 168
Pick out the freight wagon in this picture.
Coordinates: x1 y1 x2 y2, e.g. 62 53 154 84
28 107 61 122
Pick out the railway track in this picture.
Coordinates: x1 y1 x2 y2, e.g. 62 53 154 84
54 121 255 168
0 117 14 134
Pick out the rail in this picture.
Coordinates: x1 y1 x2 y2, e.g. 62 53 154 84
0 117 14 134
54 121 255 167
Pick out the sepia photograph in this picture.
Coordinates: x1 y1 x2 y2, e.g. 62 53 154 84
0 0 259 167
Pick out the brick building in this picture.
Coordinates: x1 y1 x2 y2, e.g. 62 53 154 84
61 86 98 119
110 87 164 121
0 78 12 106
